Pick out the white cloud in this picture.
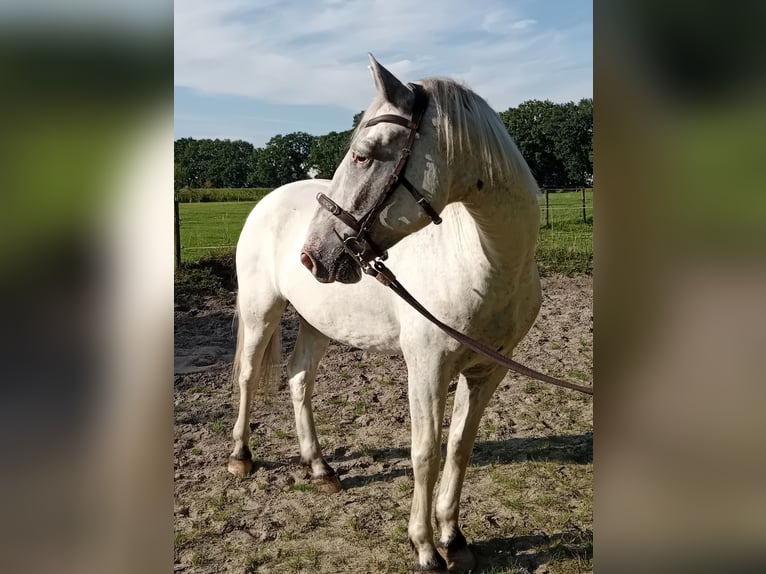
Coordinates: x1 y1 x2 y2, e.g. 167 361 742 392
511 19 538 30
174 0 591 111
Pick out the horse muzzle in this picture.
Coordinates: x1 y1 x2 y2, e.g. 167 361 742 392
300 244 363 284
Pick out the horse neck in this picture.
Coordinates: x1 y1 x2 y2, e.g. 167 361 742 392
449 171 540 272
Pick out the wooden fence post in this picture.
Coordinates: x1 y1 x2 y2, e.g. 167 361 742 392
545 188 550 228
174 197 182 270
581 187 587 224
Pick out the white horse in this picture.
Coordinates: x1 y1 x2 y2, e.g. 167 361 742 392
230 54 541 573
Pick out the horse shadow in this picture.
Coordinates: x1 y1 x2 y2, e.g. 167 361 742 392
336 433 592 490
470 529 593 573
335 432 592 467
470 433 593 465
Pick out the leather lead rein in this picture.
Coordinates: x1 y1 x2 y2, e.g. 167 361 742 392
319 83 593 396
363 259 594 396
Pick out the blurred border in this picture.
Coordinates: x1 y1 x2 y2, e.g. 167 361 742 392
0 2 173 573
595 0 766 571
3 1 765 572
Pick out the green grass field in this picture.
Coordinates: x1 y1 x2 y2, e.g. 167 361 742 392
536 189 593 275
179 201 257 262
177 190 592 273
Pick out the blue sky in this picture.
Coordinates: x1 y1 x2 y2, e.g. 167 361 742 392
175 0 592 147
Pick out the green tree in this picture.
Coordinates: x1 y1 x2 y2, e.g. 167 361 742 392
246 147 266 187
174 137 204 187
174 137 255 188
217 139 254 187
174 162 188 191
501 100 567 187
309 130 352 179
500 99 592 188
253 132 316 187
352 110 366 129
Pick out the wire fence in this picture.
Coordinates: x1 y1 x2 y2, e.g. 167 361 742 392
175 188 593 268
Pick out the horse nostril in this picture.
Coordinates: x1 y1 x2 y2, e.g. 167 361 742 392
300 251 315 272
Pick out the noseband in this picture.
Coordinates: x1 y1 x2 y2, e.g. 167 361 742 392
316 83 442 265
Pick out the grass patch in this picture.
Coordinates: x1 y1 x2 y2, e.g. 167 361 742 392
501 495 526 512
328 395 347 407
176 190 592 275
174 252 235 306
285 546 320 571
177 187 272 203
207 492 241 522
178 201 256 263
347 515 364 537
568 369 591 382
208 419 226 436
174 528 205 547
536 189 593 275
390 522 407 542
489 464 527 491
189 550 208 566
396 478 413 495
208 492 226 510
289 482 317 493
174 264 225 305
244 547 275 573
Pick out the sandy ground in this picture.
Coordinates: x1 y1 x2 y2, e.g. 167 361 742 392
174 275 593 574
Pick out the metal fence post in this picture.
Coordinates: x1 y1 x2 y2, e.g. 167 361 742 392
174 197 182 270
545 188 550 228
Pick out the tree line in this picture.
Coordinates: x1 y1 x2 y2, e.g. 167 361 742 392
174 99 592 191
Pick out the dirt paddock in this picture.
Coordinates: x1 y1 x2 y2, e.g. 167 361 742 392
174 274 593 573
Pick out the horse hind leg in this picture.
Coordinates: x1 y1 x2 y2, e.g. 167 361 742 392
228 296 285 478
286 318 340 493
435 367 507 572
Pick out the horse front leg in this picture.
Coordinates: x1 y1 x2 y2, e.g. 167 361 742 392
405 355 451 573
286 319 340 492
435 367 506 571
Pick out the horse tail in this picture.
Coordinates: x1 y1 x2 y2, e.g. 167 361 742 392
231 295 244 392
259 322 282 396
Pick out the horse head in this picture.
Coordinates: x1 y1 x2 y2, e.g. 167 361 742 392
301 54 448 284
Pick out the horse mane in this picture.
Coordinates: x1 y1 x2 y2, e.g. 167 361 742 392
417 77 534 190
351 76 537 192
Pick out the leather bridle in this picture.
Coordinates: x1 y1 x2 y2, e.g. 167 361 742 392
316 82 441 264
312 83 593 396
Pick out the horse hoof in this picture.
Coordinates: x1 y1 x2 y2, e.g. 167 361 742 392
227 456 254 477
312 473 342 493
437 546 476 573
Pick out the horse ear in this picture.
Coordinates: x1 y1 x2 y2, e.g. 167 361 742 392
367 53 412 108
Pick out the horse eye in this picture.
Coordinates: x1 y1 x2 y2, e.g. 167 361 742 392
352 151 369 165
